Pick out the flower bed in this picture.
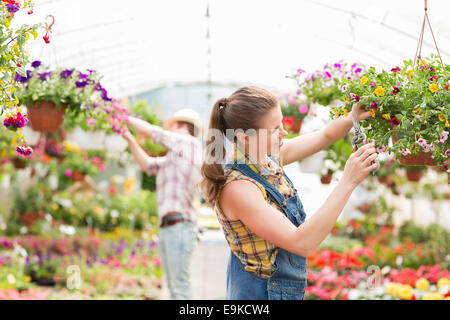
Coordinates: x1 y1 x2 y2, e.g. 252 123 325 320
0 233 163 299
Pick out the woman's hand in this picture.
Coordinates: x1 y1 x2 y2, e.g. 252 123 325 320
350 103 372 121
341 141 378 189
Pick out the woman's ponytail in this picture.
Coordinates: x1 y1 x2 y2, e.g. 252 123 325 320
200 98 228 207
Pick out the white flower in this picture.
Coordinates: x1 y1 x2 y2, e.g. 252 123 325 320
439 131 449 143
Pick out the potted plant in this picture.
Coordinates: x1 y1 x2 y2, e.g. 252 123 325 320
402 165 427 183
376 159 397 185
15 62 109 132
280 93 310 133
289 61 366 107
61 151 102 182
319 138 353 184
333 55 449 167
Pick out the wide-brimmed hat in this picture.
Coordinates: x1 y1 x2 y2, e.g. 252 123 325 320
163 108 203 138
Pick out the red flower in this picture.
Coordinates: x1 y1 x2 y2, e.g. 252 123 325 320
371 102 378 110
282 117 294 127
109 185 116 195
392 87 401 95
429 75 438 82
391 67 401 73
391 117 400 126
445 84 449 91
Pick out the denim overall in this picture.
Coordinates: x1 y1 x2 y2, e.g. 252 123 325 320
224 156 308 300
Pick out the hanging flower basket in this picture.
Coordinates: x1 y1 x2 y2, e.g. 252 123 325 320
405 167 426 182
320 173 333 184
299 150 326 174
392 134 437 166
26 101 67 133
377 174 394 185
12 157 27 169
334 56 449 168
71 170 86 182
104 134 128 152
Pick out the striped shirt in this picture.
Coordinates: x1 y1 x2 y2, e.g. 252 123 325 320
214 146 295 278
146 125 203 225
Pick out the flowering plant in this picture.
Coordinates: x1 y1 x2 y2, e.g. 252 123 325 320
14 62 110 114
376 158 397 179
279 92 310 120
0 0 42 111
289 61 366 106
60 151 104 178
332 55 449 167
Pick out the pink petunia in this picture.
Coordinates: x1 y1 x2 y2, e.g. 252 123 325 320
298 104 308 114
65 170 73 177
399 149 411 156
86 118 97 127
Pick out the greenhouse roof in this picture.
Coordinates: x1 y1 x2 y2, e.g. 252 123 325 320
15 0 450 98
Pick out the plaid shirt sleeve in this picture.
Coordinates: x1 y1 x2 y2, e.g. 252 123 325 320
146 156 167 175
150 125 177 149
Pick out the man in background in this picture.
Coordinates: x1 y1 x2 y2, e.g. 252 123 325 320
122 108 203 299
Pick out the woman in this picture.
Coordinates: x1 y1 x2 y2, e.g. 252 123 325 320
200 86 378 300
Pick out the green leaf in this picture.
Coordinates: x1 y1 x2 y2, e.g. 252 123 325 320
16 67 26 77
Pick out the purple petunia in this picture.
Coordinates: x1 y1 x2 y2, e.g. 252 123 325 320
75 80 89 88
14 70 32 83
78 72 89 79
101 89 112 101
14 73 26 83
354 68 362 74
38 72 51 81
324 71 332 79
371 102 378 110
95 83 104 91
60 69 74 79
31 60 41 68
7 4 20 13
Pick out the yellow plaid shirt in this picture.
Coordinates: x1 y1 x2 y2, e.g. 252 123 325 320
214 146 294 278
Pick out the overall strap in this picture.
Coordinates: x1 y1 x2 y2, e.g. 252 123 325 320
224 160 287 208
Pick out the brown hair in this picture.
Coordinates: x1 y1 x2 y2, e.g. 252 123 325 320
199 86 279 207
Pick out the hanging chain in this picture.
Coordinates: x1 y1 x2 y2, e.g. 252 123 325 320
413 0 444 69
